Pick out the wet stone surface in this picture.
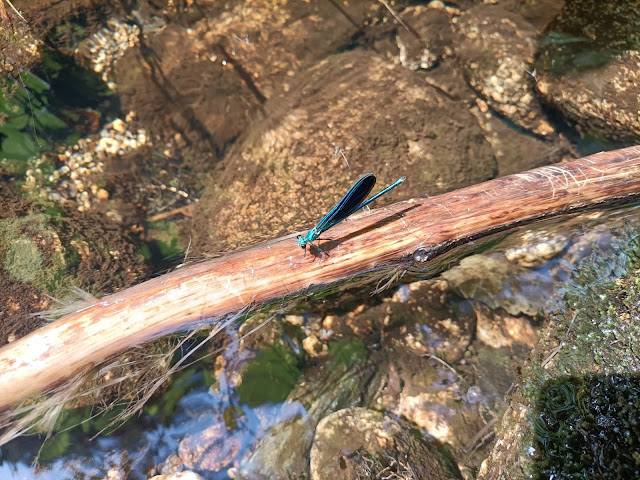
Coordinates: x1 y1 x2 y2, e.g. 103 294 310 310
479 219 640 479
535 0 640 141
310 407 460 480
455 4 555 137
537 50 640 141
192 47 497 253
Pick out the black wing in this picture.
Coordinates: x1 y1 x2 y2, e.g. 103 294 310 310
315 174 376 233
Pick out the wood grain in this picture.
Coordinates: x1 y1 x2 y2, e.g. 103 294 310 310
1 146 640 410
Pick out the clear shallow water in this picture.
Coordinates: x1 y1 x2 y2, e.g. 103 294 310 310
3 206 640 479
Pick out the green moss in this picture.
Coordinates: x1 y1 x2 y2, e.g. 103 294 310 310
145 220 183 262
237 344 301 407
2 237 42 282
38 431 71 462
328 338 367 370
0 214 67 292
532 375 640 478
523 226 640 478
38 402 130 460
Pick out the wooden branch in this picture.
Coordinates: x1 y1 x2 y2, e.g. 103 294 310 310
1 146 640 410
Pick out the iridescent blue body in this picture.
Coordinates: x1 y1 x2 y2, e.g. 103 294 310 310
297 174 406 253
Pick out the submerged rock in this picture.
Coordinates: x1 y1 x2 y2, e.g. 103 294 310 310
310 407 460 480
536 0 640 141
479 226 640 479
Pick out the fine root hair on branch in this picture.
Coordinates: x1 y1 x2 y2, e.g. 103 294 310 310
0 306 255 447
31 286 98 322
